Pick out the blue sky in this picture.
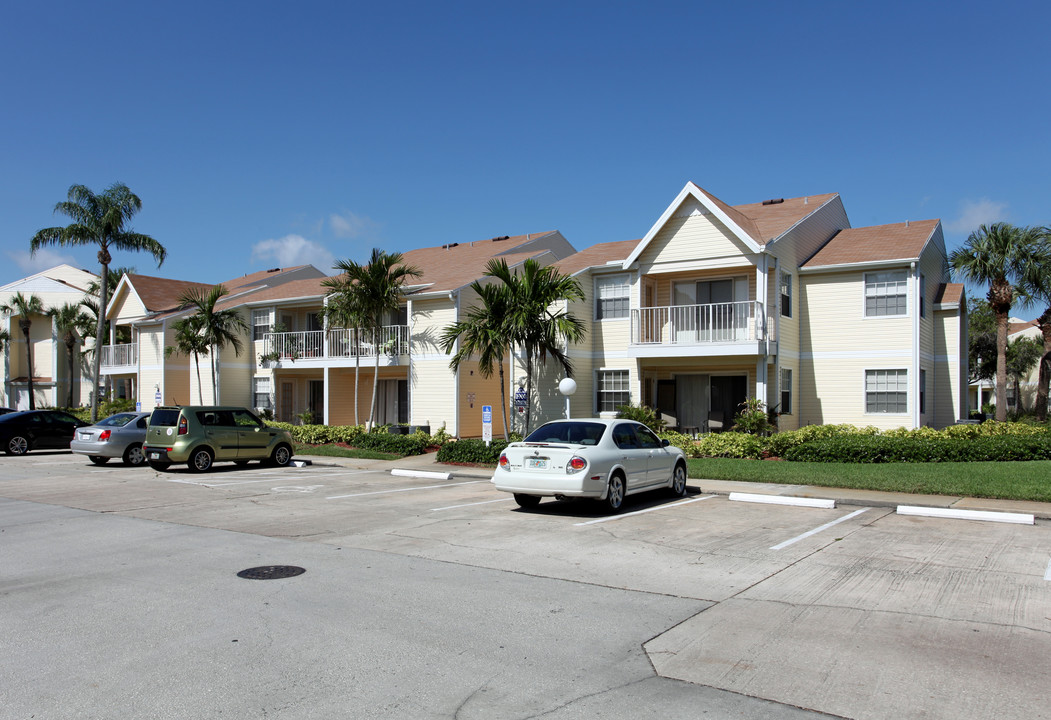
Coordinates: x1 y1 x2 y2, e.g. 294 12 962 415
2 1 1048 315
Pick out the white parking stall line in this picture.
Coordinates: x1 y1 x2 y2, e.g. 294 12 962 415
327 480 486 500
1045 557 1051 582
769 508 871 550
431 498 515 512
574 495 715 526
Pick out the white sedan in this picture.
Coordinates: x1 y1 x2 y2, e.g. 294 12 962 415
492 418 688 512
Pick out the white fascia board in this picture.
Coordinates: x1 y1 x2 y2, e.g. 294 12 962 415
799 258 920 274
622 183 761 270
106 274 146 317
242 294 327 308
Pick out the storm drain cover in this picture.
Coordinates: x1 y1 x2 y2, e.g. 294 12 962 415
237 565 306 580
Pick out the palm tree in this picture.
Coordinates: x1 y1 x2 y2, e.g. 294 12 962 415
484 258 586 434
440 278 515 440
320 273 370 426
48 302 91 408
177 285 249 404
1016 229 1051 420
1004 336 1043 414
0 293 46 409
329 250 421 429
165 314 210 405
950 223 1043 421
30 183 165 421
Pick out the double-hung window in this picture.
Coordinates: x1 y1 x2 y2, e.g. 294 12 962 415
864 271 908 317
596 370 630 412
595 274 630 320
253 377 272 410
252 308 273 341
780 367 792 415
865 369 908 413
780 270 792 318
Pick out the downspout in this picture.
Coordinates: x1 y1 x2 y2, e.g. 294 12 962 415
912 261 920 429
452 291 460 437
407 298 414 427
772 254 781 419
755 254 769 404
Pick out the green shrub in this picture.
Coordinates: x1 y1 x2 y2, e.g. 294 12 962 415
733 397 774 436
691 432 766 459
436 438 510 464
658 429 695 454
354 431 430 455
784 434 1051 463
615 403 665 432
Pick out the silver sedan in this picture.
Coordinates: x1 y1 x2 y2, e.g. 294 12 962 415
70 411 151 466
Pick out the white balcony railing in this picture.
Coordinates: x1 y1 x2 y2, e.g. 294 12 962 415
101 343 137 368
631 301 769 345
262 326 409 362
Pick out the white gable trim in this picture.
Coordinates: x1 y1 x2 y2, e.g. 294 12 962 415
107 274 147 317
622 183 761 270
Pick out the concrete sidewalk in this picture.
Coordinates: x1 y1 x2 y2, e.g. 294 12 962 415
304 450 1051 520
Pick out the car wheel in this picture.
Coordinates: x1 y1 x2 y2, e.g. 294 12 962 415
513 493 541 508
189 448 214 472
270 443 292 467
669 463 687 497
89 455 110 465
604 473 625 513
6 435 29 455
147 460 170 472
123 443 146 467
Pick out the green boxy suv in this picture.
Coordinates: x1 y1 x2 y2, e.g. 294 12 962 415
143 406 294 472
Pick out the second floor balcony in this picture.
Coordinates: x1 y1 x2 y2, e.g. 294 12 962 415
630 301 774 357
100 343 137 371
262 325 410 366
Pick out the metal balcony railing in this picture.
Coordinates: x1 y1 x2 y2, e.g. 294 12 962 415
631 301 768 345
101 343 137 368
262 326 409 361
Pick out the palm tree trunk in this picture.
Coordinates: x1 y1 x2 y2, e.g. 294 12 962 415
523 349 534 435
23 322 34 410
66 339 76 408
995 308 1009 422
193 351 204 404
1035 310 1051 421
212 347 220 404
498 352 509 440
92 262 108 422
369 326 380 429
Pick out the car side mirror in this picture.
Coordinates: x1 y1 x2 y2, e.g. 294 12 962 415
662 439 670 447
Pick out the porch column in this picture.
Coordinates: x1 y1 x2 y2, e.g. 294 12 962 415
755 358 767 405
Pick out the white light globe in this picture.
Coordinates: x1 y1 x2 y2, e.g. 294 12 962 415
558 378 577 396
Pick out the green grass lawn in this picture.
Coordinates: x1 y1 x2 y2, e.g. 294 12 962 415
294 443 400 461
687 458 1051 503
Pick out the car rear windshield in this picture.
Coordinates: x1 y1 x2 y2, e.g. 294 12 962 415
525 422 607 445
99 413 137 427
149 409 181 427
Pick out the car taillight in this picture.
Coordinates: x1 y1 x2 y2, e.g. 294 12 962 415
498 453 509 469
567 456 587 473
178 417 188 435
98 430 111 441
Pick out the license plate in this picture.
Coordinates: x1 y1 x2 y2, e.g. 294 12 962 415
149 452 161 460
526 458 548 469
79 433 91 440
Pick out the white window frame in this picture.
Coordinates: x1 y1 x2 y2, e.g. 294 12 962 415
595 369 630 413
595 274 630 320
253 376 272 410
864 368 909 414
780 367 792 415
780 270 792 318
252 308 273 341
863 270 908 318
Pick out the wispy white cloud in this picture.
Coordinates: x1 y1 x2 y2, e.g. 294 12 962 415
6 247 77 276
945 198 1008 234
329 211 379 239
251 235 335 273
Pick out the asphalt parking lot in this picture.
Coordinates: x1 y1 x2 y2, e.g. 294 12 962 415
2 452 1050 719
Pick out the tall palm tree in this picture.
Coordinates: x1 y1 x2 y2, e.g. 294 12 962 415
30 183 165 421
950 223 1043 421
330 250 421 428
484 258 586 434
320 272 370 426
48 302 91 408
0 293 46 409
177 285 249 404
1005 336 1043 414
440 278 515 440
165 314 210 405
1016 228 1051 420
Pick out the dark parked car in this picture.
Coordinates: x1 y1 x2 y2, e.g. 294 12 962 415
0 410 89 455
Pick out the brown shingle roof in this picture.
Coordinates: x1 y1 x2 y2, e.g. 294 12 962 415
125 274 214 314
733 193 840 245
802 219 940 269
554 239 641 276
935 283 964 307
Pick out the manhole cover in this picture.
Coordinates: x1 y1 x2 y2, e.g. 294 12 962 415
237 565 306 580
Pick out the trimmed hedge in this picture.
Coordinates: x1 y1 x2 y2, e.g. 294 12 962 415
784 434 1051 463
436 438 510 464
